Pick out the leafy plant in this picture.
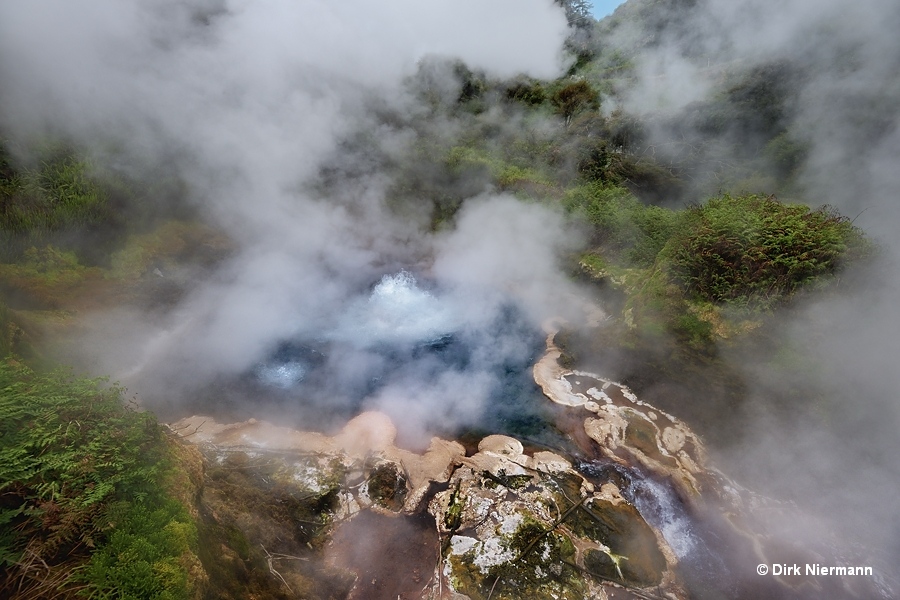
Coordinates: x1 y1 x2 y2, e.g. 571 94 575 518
0 362 198 599
662 194 870 306
565 182 677 266
505 79 547 106
551 80 599 124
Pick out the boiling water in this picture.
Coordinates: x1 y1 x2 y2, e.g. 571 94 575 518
243 271 550 437
329 271 457 349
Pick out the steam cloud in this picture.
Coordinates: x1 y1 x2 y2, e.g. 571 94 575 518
0 0 584 441
2 0 899 582
602 0 900 571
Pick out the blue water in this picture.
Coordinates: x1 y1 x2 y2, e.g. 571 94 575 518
243 271 551 437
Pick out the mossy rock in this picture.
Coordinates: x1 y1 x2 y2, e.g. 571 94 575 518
197 451 352 599
448 514 587 600
481 469 533 491
443 482 465 531
572 498 666 587
366 462 408 512
204 452 340 549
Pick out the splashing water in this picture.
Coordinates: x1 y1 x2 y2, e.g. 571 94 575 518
249 272 462 395
626 476 698 559
253 361 308 389
330 271 457 348
238 271 549 439
578 460 732 594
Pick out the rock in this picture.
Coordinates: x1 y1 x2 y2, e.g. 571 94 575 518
532 322 711 500
170 409 696 598
171 411 464 516
428 436 685 600
477 434 524 456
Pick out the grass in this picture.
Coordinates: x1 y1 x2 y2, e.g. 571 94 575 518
0 147 112 259
0 246 101 308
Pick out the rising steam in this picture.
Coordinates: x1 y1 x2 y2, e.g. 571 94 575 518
0 0 584 440
600 0 900 571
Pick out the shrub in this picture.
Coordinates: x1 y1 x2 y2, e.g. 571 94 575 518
505 80 547 106
565 182 678 266
662 194 870 306
551 80 599 124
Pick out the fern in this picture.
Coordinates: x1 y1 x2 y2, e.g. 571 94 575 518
0 362 197 598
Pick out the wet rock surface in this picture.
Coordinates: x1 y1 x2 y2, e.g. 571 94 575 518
534 321 709 501
171 412 461 599
428 436 684 599
170 411 689 599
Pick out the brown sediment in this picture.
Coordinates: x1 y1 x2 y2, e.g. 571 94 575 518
170 403 693 598
171 411 465 515
533 320 711 501
325 511 439 600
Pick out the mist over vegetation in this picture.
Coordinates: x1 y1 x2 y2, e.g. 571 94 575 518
1 0 898 597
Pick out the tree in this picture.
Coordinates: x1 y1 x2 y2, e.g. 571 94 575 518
551 80 599 125
556 0 594 28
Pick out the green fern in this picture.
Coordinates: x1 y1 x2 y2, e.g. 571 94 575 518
0 362 197 598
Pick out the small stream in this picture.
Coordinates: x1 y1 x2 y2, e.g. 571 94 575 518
577 460 737 598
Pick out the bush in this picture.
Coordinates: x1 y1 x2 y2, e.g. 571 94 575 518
565 182 678 266
551 80 599 123
662 194 870 306
82 499 197 600
505 80 547 106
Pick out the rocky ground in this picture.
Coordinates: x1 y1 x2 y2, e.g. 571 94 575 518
166 322 894 600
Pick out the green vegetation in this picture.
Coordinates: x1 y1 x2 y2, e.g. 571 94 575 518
366 462 408 512
504 78 547 106
0 144 114 260
550 80 600 124
448 512 586 600
662 194 869 306
566 181 678 266
0 245 100 309
569 185 870 345
0 362 200 599
0 3 882 596
0 148 107 233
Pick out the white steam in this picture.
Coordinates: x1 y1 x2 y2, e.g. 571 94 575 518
600 0 900 569
0 1 581 438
